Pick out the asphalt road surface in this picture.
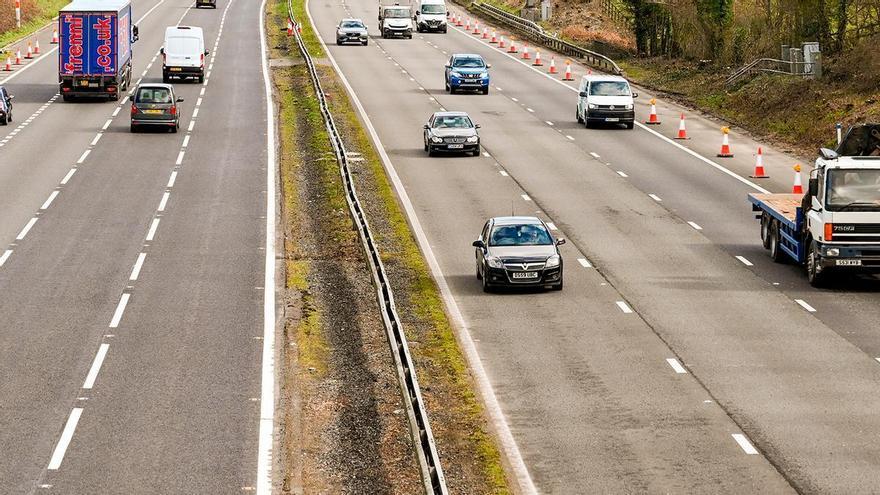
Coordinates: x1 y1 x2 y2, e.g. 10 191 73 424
310 0 880 493
0 0 270 492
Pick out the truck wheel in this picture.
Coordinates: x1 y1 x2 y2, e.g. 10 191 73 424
807 240 828 287
768 221 785 263
759 214 769 247
576 107 583 123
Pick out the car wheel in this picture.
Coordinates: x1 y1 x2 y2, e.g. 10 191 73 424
424 141 429 152
130 124 137 133
363 39 368 45
442 27 447 33
576 107 583 123
481 269 492 292
171 124 178 133
476 262 482 280
626 122 635 130
62 94 71 102
427 146 435 157
1 115 7 125
584 119 591 129
552 277 563 291
337 40 342 45
445 81 450 92
472 146 481 157
482 86 489 95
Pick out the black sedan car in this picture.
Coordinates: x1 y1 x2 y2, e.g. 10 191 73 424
473 216 565 292
336 18 369 45
130 84 183 133
0 86 13 125
423 111 480 156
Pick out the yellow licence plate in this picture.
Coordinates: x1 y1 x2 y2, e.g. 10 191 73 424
78 80 89 87
170 68 182 72
144 109 164 114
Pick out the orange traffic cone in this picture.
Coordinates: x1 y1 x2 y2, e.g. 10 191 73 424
465 17 470 31
675 114 689 139
287 18 293 36
562 60 573 80
25 41 33 59
645 98 661 124
482 27 489 39
3 57 11 71
508 39 517 53
717 127 734 157
522 43 530 60
792 164 803 194
473 21 480 35
51 27 59 44
34 40 40 54
548 56 557 74
499 36 506 49
456 14 463 26
750 147 769 178
15 49 22 65
490 29 497 43
533 49 543 66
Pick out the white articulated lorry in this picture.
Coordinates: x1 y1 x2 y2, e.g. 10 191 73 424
749 124 880 286
378 2 414 38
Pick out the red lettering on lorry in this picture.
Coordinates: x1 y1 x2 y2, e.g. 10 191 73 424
93 16 114 72
63 15 84 73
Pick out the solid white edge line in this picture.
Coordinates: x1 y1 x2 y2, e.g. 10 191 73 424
82 343 110 389
47 408 84 470
129 252 147 281
616 301 633 313
257 0 276 491
795 299 817 312
576 257 591 268
307 3 537 492
16 217 38 240
735 255 754 266
146 218 160 241
41 190 60 210
666 358 687 374
732 433 759 454
108 293 131 328
0 249 12 267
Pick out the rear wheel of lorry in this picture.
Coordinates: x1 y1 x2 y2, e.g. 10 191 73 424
760 213 772 249
807 240 829 287
768 221 785 263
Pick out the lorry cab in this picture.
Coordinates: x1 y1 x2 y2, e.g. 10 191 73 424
576 74 637 129
378 3 413 39
162 26 208 83
415 0 446 33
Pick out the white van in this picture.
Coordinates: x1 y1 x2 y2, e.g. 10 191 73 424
415 0 447 33
576 74 638 129
162 26 208 83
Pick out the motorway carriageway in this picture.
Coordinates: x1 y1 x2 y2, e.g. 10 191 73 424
312 0 880 492
0 0 273 492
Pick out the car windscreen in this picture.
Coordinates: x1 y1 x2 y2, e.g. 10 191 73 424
452 57 484 68
489 224 553 246
432 115 472 128
421 4 444 13
341 21 364 28
136 87 172 104
826 169 880 211
166 36 200 55
589 81 630 96
384 8 410 17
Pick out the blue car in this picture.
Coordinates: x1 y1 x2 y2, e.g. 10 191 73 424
444 54 490 95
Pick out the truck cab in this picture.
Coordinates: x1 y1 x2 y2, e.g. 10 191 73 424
750 124 880 286
378 3 413 39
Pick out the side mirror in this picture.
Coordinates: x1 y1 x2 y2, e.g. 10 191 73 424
578 91 588 98
556 238 566 246
413 15 418 20
808 177 819 196
632 92 639 98
819 147 839 160
204 50 210 55
160 47 164 54
446 11 450 17
444 63 451 68
474 124 481 129
423 124 429 129
472 239 485 248
486 63 491 68
177 97 184 102
7 95 13 100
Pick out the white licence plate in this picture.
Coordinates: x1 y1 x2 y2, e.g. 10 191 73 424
605 117 619 122
511 272 539 279
448 144 463 149
836 259 862 266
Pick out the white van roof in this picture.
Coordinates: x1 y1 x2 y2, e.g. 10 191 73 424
580 74 628 84
165 25 204 37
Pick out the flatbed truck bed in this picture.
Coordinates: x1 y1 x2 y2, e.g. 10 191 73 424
749 193 805 263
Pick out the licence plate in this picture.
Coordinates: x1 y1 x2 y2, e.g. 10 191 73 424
511 272 539 279
448 144 463 149
78 80 89 87
170 67 182 72
144 109 164 114
836 259 862 266
605 117 619 122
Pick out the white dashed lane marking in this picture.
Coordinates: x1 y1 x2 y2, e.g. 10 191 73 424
47 408 83 470
82 343 110 389
735 256 754 266
108 293 131 328
648 194 662 202
616 301 633 314
732 434 759 455
577 258 592 268
616 171 628 178
666 358 688 374
795 299 817 312
688 221 703 230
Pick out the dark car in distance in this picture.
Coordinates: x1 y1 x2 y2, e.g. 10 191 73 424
0 86 13 125
423 111 480 156
336 18 369 45
473 216 565 291
130 84 183 133
196 0 217 8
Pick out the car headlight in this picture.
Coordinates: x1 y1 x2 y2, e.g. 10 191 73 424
624 104 633 110
826 248 840 257
450 71 462 78
545 255 560 268
486 256 503 268
431 136 443 143
588 103 598 109
480 72 488 78
466 136 478 143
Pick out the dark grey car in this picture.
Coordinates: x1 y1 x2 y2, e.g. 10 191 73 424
130 84 183 133
423 111 480 156
473 216 565 291
0 86 13 125
336 18 368 45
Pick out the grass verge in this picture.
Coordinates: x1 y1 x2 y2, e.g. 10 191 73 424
0 0 67 51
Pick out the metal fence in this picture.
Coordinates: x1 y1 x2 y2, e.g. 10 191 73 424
471 1 622 75
285 3 448 494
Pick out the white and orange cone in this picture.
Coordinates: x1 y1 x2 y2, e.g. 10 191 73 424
490 28 497 43
675 114 689 139
465 17 470 31
499 36 506 49
3 57 11 71
717 127 734 157
750 147 769 178
287 18 293 36
533 49 543 66
792 164 804 194
482 27 489 39
645 98 661 125
522 43 530 60
15 49 22 65
473 21 481 35
548 56 557 74
456 14 463 26
507 38 517 53
25 41 33 59
562 59 573 80
34 40 40 54
51 27 59 44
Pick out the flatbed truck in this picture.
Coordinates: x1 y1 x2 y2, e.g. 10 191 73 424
749 124 880 286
